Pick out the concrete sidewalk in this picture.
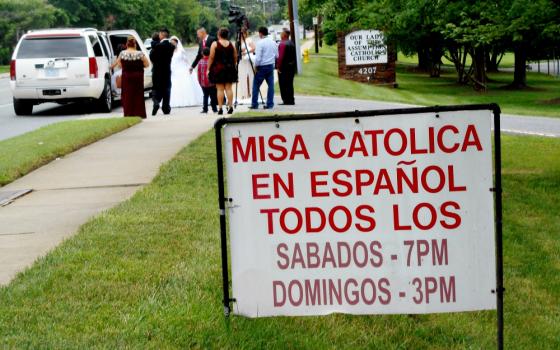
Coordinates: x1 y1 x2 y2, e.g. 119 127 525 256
0 112 219 285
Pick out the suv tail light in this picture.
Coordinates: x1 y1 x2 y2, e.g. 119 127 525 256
88 57 98 78
10 60 16 81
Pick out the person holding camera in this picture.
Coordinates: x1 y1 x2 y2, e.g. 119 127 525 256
250 27 278 110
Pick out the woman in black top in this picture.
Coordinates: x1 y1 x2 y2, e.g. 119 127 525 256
207 28 238 114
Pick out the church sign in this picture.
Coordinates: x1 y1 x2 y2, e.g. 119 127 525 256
338 30 396 86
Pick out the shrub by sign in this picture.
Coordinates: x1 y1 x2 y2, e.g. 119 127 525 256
214 105 504 346
337 30 396 86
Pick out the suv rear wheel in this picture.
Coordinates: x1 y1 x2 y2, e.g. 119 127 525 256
13 98 33 116
96 78 112 113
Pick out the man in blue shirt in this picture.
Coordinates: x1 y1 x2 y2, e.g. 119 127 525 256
250 27 278 109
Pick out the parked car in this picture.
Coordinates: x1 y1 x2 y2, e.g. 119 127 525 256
144 38 153 51
9 28 152 116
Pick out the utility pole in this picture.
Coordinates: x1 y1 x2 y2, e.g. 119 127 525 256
287 0 302 73
313 17 319 54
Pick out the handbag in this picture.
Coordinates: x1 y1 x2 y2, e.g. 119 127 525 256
116 74 122 89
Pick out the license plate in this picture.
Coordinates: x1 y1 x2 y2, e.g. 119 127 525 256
45 68 59 77
43 89 61 96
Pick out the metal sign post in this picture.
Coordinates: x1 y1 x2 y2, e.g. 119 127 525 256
287 0 303 74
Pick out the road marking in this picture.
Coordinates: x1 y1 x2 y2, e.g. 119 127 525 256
501 128 558 138
0 103 13 108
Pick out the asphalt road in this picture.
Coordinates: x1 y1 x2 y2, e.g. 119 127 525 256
528 59 560 76
0 47 199 141
1 45 559 141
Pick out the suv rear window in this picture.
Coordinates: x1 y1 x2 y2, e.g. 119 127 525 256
17 37 88 59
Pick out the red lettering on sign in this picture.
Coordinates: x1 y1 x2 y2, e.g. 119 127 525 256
393 201 462 231
348 131 368 157
440 201 462 229
252 173 270 199
324 131 345 158
438 125 460 153
321 125 484 159
332 170 353 196
310 171 329 197
232 134 310 163
364 130 383 156
260 208 280 234
384 128 407 156
463 124 483 151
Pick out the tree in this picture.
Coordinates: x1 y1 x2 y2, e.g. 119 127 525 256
437 0 507 90
505 0 560 88
47 0 224 43
301 0 371 45
376 0 445 77
0 0 67 64
271 0 288 24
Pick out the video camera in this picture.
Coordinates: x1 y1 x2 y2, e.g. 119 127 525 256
228 5 249 29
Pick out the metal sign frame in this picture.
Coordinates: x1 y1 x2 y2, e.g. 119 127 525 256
214 104 504 349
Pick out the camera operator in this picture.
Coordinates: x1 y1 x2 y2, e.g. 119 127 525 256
190 28 217 74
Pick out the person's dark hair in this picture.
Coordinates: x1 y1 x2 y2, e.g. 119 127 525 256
160 27 170 38
202 47 211 56
126 36 137 49
258 27 268 36
218 27 229 39
151 32 160 42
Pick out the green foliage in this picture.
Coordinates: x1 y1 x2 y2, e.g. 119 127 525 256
47 0 228 43
271 0 288 24
506 0 560 55
0 0 68 64
0 0 288 57
303 0 560 89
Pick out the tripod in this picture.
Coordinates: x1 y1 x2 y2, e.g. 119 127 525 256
234 29 265 107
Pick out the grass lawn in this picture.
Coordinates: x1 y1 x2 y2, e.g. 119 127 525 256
296 46 560 118
0 126 557 348
0 65 8 74
0 118 141 186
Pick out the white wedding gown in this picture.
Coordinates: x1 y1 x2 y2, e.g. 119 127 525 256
170 40 203 107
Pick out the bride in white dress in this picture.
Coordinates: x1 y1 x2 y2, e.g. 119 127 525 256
236 30 256 102
170 36 203 107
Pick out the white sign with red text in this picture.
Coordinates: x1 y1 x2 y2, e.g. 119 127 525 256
223 110 496 317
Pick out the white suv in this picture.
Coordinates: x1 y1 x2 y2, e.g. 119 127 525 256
9 28 152 116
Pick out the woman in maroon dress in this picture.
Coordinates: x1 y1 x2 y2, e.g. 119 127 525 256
111 36 149 118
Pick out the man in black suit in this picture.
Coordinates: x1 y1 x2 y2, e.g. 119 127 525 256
189 27 217 74
150 28 175 115
277 29 297 105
